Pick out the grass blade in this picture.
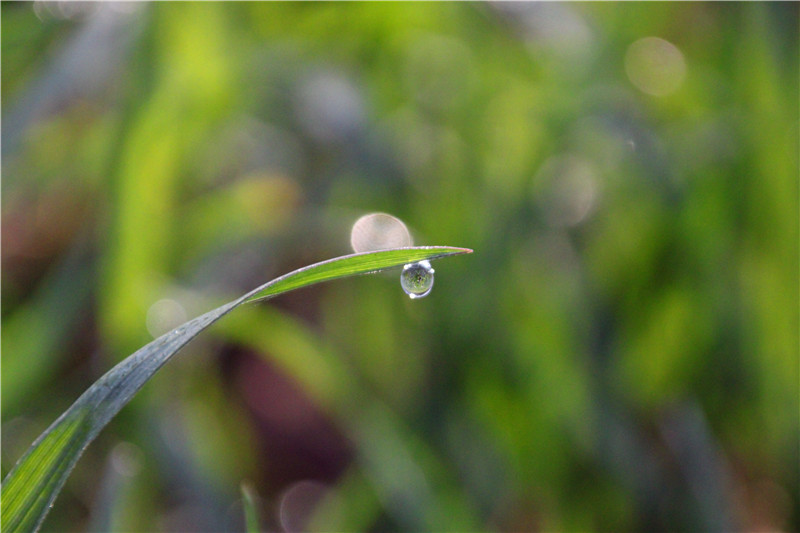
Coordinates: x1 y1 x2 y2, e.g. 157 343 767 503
0 246 471 533
242 246 472 303
240 482 260 533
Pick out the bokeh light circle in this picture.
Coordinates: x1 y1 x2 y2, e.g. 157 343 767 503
625 36 686 96
350 213 413 253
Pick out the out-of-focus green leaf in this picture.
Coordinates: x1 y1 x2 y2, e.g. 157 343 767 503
0 246 471 533
1 241 93 417
219 305 482 531
240 482 260 533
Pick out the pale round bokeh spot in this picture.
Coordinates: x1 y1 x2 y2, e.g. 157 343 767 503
146 298 188 338
110 441 144 477
350 213 413 253
625 37 686 96
278 480 328 533
534 154 600 228
295 72 365 144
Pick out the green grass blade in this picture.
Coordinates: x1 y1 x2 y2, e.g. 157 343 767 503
0 246 471 533
1 409 91 532
240 482 260 533
242 246 472 303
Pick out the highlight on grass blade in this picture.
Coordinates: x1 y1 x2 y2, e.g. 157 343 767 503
241 482 261 533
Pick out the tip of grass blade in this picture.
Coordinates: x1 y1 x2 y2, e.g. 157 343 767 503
422 245 473 259
242 245 472 304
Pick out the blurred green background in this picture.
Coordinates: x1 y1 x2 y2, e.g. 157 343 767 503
2 2 798 531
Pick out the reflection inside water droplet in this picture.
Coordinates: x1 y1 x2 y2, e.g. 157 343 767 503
400 260 434 299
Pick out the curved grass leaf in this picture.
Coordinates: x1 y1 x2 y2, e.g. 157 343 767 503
1 246 471 533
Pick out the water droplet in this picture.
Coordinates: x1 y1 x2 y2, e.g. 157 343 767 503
400 260 434 299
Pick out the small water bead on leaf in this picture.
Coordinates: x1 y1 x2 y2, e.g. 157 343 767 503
400 260 434 299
